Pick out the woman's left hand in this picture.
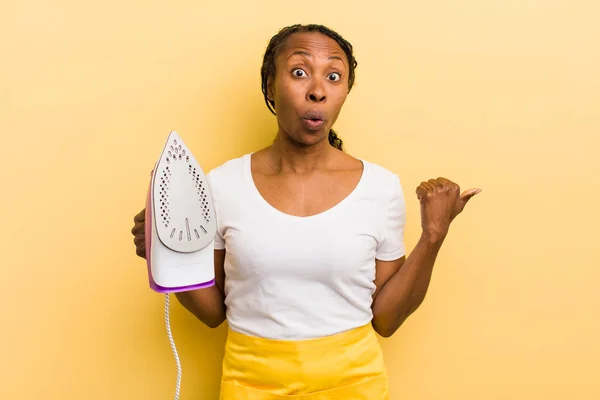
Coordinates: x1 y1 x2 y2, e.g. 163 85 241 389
416 177 481 243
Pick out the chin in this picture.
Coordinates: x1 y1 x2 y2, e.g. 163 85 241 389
279 122 329 147
293 131 329 147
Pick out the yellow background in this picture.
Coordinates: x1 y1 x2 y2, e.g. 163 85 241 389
1 0 599 399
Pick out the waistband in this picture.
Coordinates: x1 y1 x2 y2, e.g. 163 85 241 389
225 322 377 352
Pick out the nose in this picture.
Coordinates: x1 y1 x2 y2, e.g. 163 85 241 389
307 81 326 103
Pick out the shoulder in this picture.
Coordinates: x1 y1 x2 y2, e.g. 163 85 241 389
360 158 403 195
204 153 252 204
206 153 249 185
360 160 407 222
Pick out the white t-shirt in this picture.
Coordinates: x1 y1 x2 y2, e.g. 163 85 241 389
206 153 406 340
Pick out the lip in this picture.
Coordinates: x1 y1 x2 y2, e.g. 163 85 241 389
301 111 326 131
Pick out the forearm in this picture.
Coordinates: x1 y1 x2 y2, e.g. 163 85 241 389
372 233 444 337
175 285 226 328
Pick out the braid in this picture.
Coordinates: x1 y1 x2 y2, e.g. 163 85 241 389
260 24 358 152
328 129 343 150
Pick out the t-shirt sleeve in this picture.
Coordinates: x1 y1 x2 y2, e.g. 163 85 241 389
214 220 225 250
375 174 407 261
206 170 225 250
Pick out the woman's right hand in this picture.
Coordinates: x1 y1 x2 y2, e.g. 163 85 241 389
131 208 146 259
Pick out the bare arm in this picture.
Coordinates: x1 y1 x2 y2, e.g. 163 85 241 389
371 235 442 337
370 177 481 337
175 249 227 328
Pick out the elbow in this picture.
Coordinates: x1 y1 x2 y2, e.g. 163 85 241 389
193 309 226 329
205 321 221 329
205 314 226 329
372 318 402 338
371 295 428 338
372 304 423 337
375 326 396 338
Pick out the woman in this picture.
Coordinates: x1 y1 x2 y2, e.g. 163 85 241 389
131 24 480 399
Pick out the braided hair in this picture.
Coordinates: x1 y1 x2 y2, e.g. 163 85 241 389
260 24 358 152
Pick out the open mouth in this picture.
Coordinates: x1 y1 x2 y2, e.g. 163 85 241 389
302 112 325 130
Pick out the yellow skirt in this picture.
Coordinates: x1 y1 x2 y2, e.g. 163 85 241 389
219 323 389 399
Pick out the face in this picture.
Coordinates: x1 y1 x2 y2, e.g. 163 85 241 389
267 31 350 147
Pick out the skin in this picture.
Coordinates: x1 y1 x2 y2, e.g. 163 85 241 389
253 31 363 218
130 31 481 336
267 31 348 152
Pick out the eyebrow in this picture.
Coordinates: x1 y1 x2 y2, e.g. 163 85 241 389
287 51 344 62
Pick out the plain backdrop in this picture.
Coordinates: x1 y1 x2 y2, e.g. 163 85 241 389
1 0 599 399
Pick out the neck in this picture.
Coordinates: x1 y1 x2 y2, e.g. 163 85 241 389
268 133 335 174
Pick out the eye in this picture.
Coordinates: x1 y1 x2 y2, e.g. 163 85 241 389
292 68 307 78
328 72 341 82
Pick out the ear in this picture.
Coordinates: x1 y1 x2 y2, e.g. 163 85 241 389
266 76 275 102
